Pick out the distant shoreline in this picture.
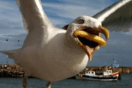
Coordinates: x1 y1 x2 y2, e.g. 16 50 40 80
0 64 132 78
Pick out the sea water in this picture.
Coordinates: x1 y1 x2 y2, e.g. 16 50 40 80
0 74 131 88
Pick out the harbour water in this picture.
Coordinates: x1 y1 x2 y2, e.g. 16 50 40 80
0 74 131 88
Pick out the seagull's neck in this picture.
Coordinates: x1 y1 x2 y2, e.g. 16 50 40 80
64 31 86 57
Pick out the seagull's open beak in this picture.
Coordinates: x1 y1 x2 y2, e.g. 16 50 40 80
73 26 109 61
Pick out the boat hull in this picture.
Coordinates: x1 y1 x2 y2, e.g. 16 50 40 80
75 75 118 81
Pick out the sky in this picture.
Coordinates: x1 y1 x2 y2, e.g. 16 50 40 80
0 0 132 66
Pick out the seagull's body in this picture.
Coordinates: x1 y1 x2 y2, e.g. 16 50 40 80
1 0 132 88
19 27 88 82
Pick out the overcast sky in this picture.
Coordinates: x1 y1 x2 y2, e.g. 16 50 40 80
0 0 132 66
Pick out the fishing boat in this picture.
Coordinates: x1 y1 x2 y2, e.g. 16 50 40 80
75 69 120 81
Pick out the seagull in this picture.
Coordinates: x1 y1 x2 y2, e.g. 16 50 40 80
0 0 132 88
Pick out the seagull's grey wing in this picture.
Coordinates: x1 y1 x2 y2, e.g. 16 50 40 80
16 0 53 33
93 0 132 32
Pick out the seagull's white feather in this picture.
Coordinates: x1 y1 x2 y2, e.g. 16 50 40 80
16 0 53 33
93 0 132 32
0 49 21 59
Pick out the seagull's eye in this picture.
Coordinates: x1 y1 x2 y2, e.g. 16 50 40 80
78 19 85 24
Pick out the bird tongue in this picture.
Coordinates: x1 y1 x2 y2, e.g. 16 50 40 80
85 45 95 61
74 37 96 61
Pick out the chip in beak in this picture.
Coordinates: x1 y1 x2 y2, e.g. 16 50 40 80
73 26 109 61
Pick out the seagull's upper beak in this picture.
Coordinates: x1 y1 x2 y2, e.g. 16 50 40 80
73 26 109 61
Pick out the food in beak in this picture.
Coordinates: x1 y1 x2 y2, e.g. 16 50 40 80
73 26 109 61
74 31 106 46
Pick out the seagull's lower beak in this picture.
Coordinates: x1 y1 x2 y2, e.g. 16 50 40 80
73 26 109 61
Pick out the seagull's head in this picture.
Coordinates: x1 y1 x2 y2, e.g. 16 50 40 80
64 15 110 61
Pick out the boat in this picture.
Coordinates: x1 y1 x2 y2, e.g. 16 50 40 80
75 69 120 81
